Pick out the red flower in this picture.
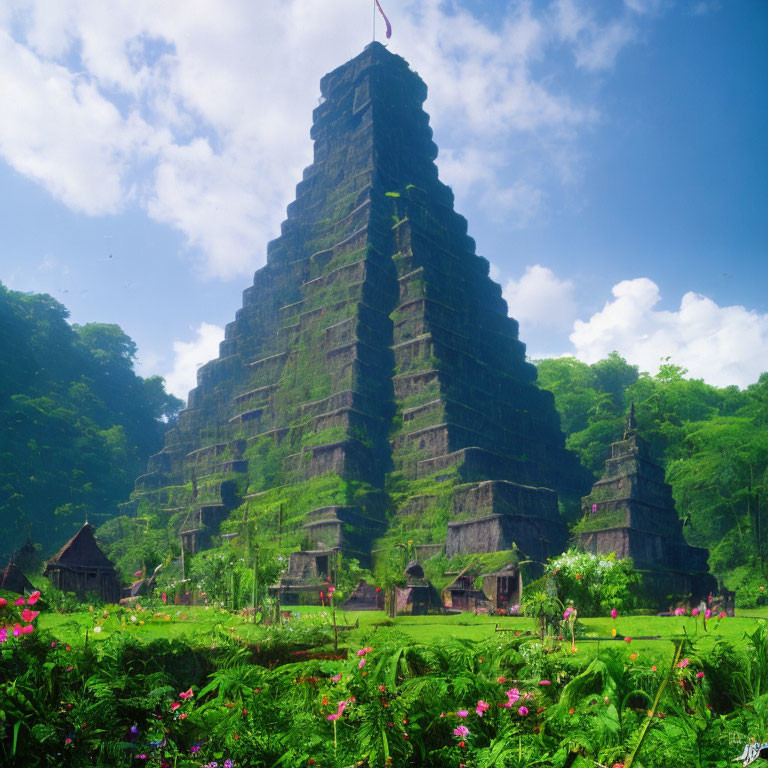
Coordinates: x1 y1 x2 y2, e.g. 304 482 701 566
27 591 41 605
170 702 180 711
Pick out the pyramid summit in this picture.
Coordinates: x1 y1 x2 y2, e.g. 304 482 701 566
127 43 590 589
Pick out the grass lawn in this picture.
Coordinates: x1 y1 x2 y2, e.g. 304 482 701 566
37 605 764 670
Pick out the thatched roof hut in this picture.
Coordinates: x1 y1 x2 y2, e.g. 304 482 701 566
396 560 444 615
0 561 36 595
43 523 121 603
344 580 384 611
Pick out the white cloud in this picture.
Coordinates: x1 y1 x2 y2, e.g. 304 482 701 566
0 1 644 278
162 322 224 401
554 0 636 72
571 278 768 388
503 264 577 330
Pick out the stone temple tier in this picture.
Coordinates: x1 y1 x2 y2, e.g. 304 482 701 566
578 409 716 604
125 43 590 587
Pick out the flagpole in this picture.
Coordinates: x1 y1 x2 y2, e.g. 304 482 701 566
372 0 376 42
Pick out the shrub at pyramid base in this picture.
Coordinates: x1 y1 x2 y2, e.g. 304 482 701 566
125 43 593 599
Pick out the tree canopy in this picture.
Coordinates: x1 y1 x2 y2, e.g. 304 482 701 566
0 282 182 561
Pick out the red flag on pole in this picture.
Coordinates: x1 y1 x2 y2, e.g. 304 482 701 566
375 0 392 39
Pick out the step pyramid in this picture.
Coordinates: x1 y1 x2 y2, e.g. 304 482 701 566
578 406 716 604
127 43 590 578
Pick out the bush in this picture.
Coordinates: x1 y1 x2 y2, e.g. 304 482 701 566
547 549 638 616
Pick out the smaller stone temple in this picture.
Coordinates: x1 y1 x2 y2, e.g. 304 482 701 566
43 523 121 603
578 406 716 604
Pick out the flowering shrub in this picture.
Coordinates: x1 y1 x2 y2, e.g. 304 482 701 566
548 549 638 616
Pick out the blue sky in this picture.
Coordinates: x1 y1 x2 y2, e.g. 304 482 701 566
1 0 766 397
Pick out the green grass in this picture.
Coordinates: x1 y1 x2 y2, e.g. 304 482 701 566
37 606 764 665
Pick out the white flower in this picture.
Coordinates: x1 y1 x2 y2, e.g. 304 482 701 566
93 626 102 633
131 615 137 622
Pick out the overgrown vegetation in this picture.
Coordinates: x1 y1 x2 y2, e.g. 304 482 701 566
3 593 767 768
537 354 768 605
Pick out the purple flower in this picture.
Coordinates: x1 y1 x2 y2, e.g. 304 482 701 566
453 725 469 737
224 761 234 768
518 706 529 716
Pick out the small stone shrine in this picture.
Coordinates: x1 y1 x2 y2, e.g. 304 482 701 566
578 406 716 604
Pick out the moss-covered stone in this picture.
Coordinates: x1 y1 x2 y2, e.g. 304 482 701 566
125 42 591 583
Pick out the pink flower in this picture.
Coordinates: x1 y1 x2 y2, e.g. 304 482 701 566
497 676 506 684
563 607 575 620
12 623 21 637
0 598 6 607
506 688 520 705
696 671 705 679
476 701 489 717
134 570 143 577
0 627 7 643
20 609 39 623
64 738 72 745
539 680 551 686
624 636 631 643
358 658 366 669
691 608 700 616
718 611 727 618
456 710 469 718
518 706 529 716
66 665 74 672
179 688 194 700
453 725 469 737
677 658 690 668
14 598 24 606
379 685 386 692
328 586 336 595
27 591 41 605
21 624 34 634
51 641 56 648
364 646 373 653
356 649 366 657
327 701 347 721
170 702 181 711
611 608 618 619
705 609 712 619
331 673 342 682
674 607 686 616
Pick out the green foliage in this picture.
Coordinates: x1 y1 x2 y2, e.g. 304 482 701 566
0 283 182 562
547 549 638 616
537 354 768 593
